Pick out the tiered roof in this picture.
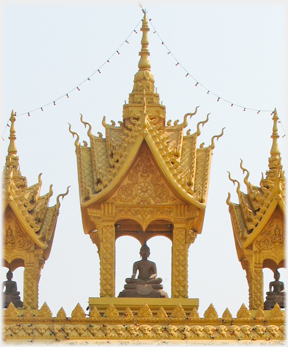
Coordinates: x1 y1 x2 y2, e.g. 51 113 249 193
227 109 285 261
3 111 69 266
70 12 224 234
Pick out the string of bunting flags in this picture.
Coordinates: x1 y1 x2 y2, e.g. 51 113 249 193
1 19 142 140
147 14 286 138
2 14 286 140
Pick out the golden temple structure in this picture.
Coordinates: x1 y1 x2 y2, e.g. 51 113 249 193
227 109 285 311
69 11 224 303
2 111 69 310
2 11 285 342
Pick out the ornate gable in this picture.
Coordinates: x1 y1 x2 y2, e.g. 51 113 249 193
110 142 178 205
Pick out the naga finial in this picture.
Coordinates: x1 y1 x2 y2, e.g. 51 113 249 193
227 171 241 194
56 186 70 209
68 123 80 147
182 106 199 128
80 113 92 138
210 127 225 149
48 184 53 198
240 158 250 188
196 113 209 136
226 192 232 206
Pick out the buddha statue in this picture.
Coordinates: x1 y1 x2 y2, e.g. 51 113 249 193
264 269 285 310
3 269 23 308
118 243 168 298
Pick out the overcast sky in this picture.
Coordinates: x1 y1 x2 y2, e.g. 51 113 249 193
2 0 287 317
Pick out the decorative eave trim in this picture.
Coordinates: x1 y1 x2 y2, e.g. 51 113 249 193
242 198 284 249
145 132 206 210
4 199 46 249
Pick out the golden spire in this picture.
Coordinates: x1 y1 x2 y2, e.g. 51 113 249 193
8 110 17 155
270 108 280 157
122 9 166 127
268 108 282 171
138 10 151 71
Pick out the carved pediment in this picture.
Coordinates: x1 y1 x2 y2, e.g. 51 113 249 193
3 211 34 260
111 143 179 205
254 209 284 256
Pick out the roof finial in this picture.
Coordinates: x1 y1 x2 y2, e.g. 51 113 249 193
270 108 280 156
138 8 151 71
8 110 17 155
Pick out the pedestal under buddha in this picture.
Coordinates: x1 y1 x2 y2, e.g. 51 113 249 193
118 243 168 298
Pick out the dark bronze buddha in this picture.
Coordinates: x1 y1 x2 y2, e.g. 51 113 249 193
3 270 23 308
118 243 168 298
264 269 285 310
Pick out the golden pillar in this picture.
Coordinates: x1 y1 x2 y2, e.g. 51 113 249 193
99 223 115 297
172 225 188 298
23 250 43 309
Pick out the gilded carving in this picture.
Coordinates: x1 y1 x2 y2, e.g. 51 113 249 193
113 145 176 204
255 216 284 256
99 224 115 297
115 206 173 222
189 307 200 320
4 218 34 253
222 308 232 322
104 304 119 318
39 302 52 318
56 307 67 320
172 226 188 298
138 303 153 317
236 304 252 319
71 303 86 319
203 304 218 320
157 306 168 319
171 303 186 318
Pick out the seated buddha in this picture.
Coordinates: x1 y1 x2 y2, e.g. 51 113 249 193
264 269 285 310
3 270 23 308
118 243 168 298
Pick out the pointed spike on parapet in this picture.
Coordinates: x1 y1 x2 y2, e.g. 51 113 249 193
104 304 119 318
171 303 186 318
56 307 67 320
4 302 19 318
138 303 153 317
89 306 100 319
124 307 134 320
39 302 52 318
222 308 232 322
254 306 266 319
269 302 284 318
71 303 86 319
203 303 218 320
189 307 200 320
157 306 168 319
270 108 280 156
236 303 252 319
8 110 17 155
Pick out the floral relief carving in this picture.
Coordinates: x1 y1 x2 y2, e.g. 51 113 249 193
255 216 284 255
113 145 176 204
4 218 34 253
